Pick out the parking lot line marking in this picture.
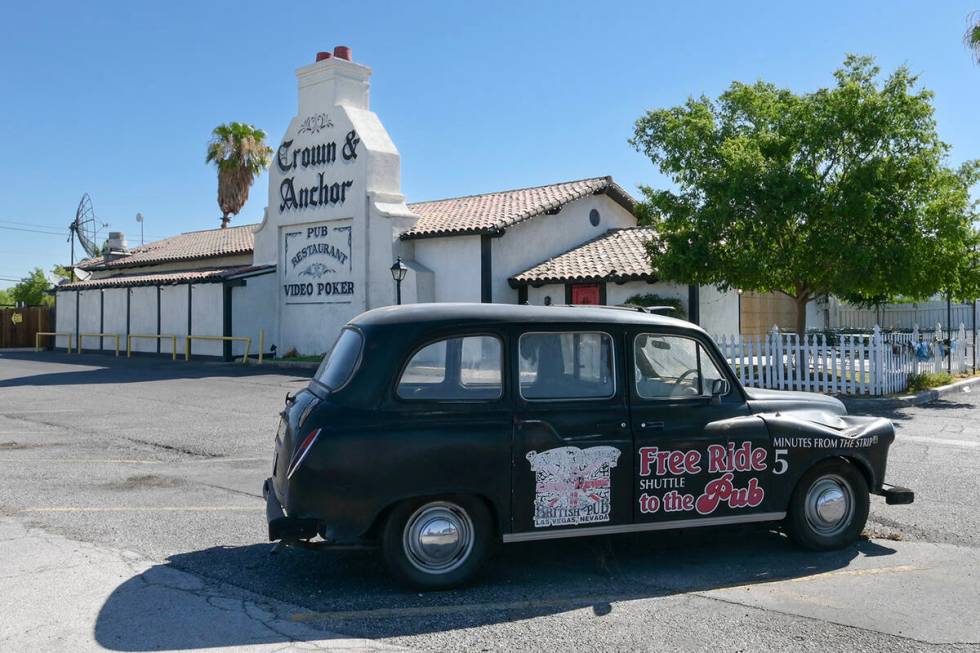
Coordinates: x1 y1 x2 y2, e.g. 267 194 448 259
898 435 979 449
711 564 924 595
19 506 263 513
783 563 922 583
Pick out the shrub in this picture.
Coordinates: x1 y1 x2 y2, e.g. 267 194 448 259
906 372 954 393
623 293 687 319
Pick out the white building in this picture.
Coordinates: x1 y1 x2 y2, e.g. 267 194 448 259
55 47 739 358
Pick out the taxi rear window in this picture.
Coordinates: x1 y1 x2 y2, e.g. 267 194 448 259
313 328 363 390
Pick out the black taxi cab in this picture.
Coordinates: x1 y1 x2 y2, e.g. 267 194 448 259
264 303 913 589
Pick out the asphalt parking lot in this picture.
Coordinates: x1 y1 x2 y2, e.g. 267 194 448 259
1 351 978 652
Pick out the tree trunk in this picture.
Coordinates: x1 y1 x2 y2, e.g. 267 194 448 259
794 295 808 338
793 294 809 382
220 214 230 229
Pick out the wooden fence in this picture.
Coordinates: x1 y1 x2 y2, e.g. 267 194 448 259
714 324 971 397
0 306 54 348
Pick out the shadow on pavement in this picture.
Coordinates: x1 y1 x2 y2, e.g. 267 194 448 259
845 397 977 421
0 351 312 388
94 525 894 650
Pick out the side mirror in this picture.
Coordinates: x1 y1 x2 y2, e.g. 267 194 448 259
710 378 730 403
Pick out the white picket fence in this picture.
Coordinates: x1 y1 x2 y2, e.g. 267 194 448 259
714 324 971 396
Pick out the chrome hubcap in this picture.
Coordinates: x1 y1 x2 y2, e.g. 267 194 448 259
804 475 853 536
403 502 474 574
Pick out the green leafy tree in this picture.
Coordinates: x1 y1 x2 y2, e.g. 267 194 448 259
0 287 12 306
10 268 53 306
51 264 73 282
966 11 980 64
630 55 980 336
206 122 273 229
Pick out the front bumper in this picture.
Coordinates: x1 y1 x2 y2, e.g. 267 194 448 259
263 477 319 541
878 483 915 505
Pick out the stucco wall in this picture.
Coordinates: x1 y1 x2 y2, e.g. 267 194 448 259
491 194 637 304
77 290 102 352
101 289 128 351
698 285 740 338
129 287 159 354
524 280 737 339
525 280 687 309
412 235 482 303
231 272 279 356
189 284 224 357
159 286 189 351
54 291 76 350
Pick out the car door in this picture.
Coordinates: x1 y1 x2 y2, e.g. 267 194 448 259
510 327 633 538
375 331 514 526
627 329 777 527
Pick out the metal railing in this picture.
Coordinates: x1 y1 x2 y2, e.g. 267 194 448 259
184 335 251 364
35 332 73 353
78 333 121 356
127 334 178 360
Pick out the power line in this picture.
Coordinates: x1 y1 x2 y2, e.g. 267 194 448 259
0 218 67 230
0 225 65 236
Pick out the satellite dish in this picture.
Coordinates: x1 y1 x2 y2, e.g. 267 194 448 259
68 193 102 263
73 267 91 281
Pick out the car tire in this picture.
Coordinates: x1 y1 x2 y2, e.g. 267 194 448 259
786 459 869 551
381 496 493 590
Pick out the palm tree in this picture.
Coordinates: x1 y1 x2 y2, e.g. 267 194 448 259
205 122 273 228
967 11 980 64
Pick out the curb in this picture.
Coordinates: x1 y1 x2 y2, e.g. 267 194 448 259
843 375 980 411
246 360 319 371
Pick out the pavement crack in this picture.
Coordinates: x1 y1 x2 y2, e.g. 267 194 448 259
121 436 221 458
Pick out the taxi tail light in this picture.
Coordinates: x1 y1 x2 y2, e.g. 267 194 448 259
286 428 322 479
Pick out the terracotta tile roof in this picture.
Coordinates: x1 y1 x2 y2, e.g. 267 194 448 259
56 265 274 291
510 227 657 285
402 176 635 239
79 224 257 271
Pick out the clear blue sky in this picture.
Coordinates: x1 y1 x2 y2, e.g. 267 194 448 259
1 0 978 289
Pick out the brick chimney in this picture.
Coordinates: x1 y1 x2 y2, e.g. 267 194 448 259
296 45 371 113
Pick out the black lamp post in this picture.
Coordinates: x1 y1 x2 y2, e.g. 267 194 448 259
390 256 407 305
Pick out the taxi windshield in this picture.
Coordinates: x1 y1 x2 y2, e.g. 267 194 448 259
313 328 363 390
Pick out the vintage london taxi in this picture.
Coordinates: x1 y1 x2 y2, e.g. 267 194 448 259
264 303 913 589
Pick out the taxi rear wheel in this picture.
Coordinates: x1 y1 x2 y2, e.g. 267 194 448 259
382 496 492 590
786 459 869 550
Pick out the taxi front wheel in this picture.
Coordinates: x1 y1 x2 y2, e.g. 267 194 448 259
786 459 869 550
382 496 492 590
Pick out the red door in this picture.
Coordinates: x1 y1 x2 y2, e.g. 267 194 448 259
571 284 601 305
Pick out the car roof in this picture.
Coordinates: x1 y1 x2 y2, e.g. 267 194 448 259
351 302 704 333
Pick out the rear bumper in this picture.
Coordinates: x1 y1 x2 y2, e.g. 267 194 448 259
878 483 915 505
263 477 319 541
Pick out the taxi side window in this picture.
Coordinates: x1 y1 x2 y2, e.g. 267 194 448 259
397 335 502 401
634 334 725 399
519 332 615 400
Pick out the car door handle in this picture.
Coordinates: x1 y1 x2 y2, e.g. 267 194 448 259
640 421 665 431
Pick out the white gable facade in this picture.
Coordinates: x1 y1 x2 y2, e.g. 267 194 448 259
54 49 739 358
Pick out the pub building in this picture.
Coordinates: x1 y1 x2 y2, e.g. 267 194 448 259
54 47 739 359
